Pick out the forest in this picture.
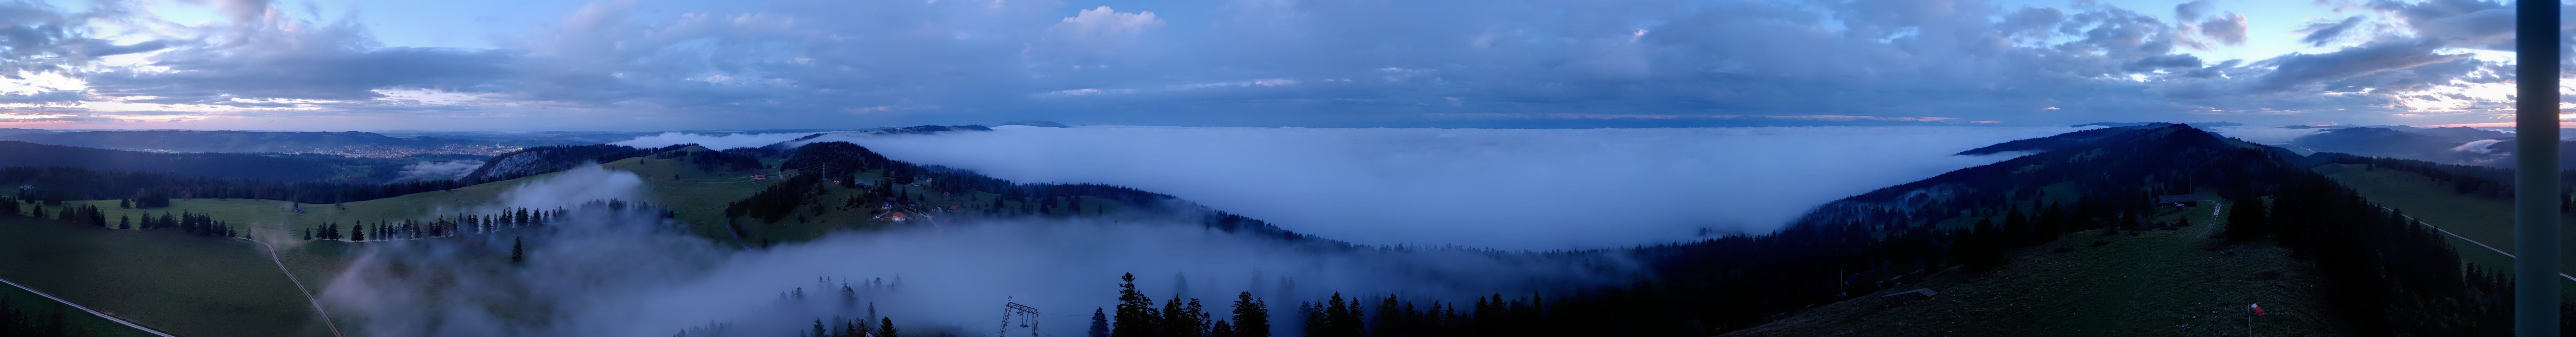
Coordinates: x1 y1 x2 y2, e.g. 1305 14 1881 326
1 166 466 205
0 141 354 181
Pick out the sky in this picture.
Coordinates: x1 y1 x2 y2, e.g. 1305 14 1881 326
0 0 2554 131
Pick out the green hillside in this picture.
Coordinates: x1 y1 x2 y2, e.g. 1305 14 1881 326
0 283 158 337
2314 163 2576 296
0 217 335 337
1727 196 2336 336
61 146 770 240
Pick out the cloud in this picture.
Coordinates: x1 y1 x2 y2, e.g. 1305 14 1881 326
2174 0 2215 20
0 90 83 104
2299 16 2366 47
2452 138 2502 153
793 125 2087 249
0 0 2555 129
609 132 815 150
2254 39 2468 92
2369 0 2513 50
1050 6 1164 43
2200 13 2248 46
488 164 648 211
322 167 1635 337
391 159 484 182
0 1 168 78
82 14 518 104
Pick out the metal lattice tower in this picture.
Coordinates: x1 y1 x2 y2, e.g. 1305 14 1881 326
1000 297 1041 337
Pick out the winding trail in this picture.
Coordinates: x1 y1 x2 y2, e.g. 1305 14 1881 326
237 237 348 337
0 277 179 337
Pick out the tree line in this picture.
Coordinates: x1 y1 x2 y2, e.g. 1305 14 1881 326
3 166 466 205
0 296 86 337
0 140 344 181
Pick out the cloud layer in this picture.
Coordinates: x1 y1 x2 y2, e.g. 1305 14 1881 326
0 0 2550 130
609 132 814 150
322 167 1633 337
802 125 2085 249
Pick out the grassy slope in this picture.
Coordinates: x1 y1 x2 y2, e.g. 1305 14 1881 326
0 216 333 337
1728 199 2338 337
2313 163 2576 297
70 146 773 239
0 282 156 337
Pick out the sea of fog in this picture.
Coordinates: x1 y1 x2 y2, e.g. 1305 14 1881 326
324 166 1634 337
794 125 2097 249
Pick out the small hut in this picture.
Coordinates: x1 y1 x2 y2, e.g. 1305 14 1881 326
2155 195 2200 207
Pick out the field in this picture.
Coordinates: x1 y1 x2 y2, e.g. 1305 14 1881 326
0 216 336 337
66 147 780 243
0 280 157 337
2314 164 2576 289
1730 197 2339 336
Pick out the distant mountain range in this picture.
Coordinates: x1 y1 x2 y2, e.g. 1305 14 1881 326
2072 121 2242 127
0 130 556 158
2272 125 2518 166
0 128 56 137
0 141 381 181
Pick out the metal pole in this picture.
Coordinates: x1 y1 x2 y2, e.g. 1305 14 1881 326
2518 0 2563 334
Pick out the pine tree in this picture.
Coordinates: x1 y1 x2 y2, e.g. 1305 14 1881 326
118 216 129 230
878 317 898 337
1230 292 1268 337
1162 295 1194 337
1320 293 1356 337
510 236 525 262
1091 308 1111 337
1112 273 1160 337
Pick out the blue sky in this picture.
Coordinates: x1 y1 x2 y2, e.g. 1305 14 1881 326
0 0 2547 131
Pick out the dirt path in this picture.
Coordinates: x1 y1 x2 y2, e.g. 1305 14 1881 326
0 277 179 337
238 237 347 337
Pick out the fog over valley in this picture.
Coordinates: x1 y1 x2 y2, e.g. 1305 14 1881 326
322 167 1636 337
795 125 2092 249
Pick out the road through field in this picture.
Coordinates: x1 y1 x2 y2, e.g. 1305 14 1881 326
239 237 347 337
0 277 178 337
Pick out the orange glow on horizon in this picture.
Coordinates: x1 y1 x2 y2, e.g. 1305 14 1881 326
2422 121 2576 128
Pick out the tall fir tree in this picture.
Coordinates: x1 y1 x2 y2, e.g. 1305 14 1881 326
1230 292 1268 337
877 317 898 337
1112 273 1160 337
1090 307 1111 337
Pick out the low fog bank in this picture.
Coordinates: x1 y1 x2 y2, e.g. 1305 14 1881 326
2205 125 2320 144
797 125 2086 249
393 160 485 182
611 132 813 150
323 167 1635 337
323 215 1636 337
